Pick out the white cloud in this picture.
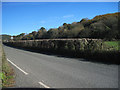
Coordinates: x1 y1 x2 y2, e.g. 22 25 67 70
54 16 61 19
40 20 46 24
63 15 74 18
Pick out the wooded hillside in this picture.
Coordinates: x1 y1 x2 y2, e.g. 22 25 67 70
12 12 119 41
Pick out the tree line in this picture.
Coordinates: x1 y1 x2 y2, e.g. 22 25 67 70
13 12 119 41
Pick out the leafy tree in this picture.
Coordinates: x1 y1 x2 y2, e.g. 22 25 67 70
35 27 47 39
78 28 90 38
31 31 37 40
47 28 58 39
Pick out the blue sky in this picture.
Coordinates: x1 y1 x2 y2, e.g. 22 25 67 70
2 2 118 35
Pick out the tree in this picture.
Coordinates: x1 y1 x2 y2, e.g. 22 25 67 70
13 12 119 40
31 31 37 40
63 23 67 26
20 33 25 36
78 28 90 38
47 28 58 39
35 27 47 39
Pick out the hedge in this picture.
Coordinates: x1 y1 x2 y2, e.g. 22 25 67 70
3 38 119 64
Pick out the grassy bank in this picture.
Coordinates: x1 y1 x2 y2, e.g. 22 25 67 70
0 44 14 87
104 41 120 51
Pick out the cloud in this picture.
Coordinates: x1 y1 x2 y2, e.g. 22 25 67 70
40 20 46 24
63 15 74 18
54 16 61 19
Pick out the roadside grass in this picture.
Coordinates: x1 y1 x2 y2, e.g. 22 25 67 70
104 41 120 51
0 44 15 87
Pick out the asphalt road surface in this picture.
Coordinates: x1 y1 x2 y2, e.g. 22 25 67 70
3 45 118 88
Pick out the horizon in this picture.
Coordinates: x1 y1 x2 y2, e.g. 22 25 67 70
2 2 118 36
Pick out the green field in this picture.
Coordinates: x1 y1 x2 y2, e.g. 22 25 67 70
104 41 120 51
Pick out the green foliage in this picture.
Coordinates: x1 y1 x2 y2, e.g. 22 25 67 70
0 72 6 80
104 41 120 51
35 27 47 39
78 28 90 38
67 40 75 51
1 45 14 87
46 29 59 39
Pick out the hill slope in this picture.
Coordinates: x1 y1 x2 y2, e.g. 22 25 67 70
9 12 120 40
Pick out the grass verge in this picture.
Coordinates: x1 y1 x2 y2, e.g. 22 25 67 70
104 41 120 51
0 44 15 87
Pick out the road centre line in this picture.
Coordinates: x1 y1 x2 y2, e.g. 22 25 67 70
38 81 50 88
7 58 28 75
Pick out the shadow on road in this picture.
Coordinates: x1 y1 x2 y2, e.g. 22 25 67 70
3 44 119 65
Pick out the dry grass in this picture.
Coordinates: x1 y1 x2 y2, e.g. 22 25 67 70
0 44 15 87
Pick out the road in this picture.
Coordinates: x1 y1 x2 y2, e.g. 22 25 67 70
3 45 118 88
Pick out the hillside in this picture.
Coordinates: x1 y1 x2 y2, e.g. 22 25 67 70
0 34 11 41
11 12 120 40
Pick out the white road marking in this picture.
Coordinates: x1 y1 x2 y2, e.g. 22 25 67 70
7 58 28 75
38 81 50 88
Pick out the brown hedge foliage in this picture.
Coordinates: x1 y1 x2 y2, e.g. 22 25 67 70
4 39 115 52
3 39 119 64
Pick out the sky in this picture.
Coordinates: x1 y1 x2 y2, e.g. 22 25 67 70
1 0 120 2
2 2 118 36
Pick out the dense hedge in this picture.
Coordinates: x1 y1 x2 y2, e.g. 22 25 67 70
3 39 119 64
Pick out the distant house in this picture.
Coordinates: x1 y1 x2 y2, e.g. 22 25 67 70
11 36 13 40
